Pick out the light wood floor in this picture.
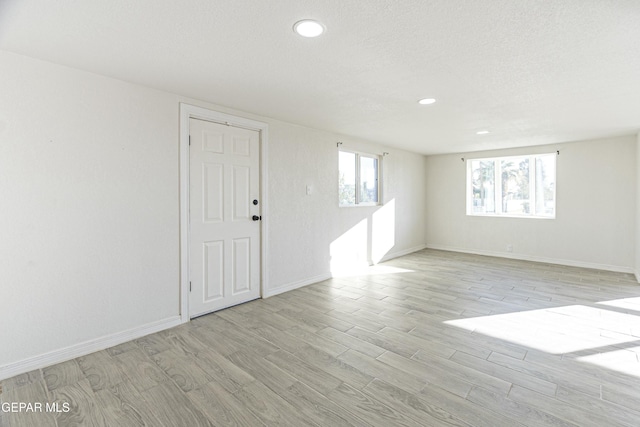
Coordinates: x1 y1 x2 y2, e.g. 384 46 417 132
2 249 640 426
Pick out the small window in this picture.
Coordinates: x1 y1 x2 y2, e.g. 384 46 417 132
467 153 556 218
339 150 380 206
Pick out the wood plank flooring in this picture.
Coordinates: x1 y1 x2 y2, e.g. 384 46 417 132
2 249 640 426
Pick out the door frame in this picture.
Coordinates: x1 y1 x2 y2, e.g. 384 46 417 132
179 103 269 322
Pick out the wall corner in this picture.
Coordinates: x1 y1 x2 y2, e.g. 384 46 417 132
636 132 640 283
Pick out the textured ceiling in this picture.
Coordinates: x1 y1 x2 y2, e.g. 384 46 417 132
1 0 639 154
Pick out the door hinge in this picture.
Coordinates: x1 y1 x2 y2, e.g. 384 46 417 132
189 281 192 292
189 135 191 146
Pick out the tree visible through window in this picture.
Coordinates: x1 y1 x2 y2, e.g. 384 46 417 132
468 153 555 218
339 150 379 206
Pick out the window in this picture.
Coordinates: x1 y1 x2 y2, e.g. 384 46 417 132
467 153 556 218
339 150 380 206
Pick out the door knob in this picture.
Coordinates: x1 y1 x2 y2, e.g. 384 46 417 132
252 215 261 221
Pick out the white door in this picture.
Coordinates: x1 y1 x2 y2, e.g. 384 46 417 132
189 118 261 317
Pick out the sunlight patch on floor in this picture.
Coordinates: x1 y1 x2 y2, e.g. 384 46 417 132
444 304 640 354
577 346 640 378
331 264 414 278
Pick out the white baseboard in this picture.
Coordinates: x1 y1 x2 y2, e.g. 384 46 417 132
379 244 427 263
0 316 182 381
425 244 635 275
263 273 333 298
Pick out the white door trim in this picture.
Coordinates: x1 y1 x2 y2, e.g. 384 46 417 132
179 103 269 323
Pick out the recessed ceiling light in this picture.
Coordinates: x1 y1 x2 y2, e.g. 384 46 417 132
293 20 325 37
476 130 490 135
418 98 436 105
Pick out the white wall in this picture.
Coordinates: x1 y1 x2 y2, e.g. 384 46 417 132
0 51 426 376
265 125 426 294
425 136 636 272
0 52 181 373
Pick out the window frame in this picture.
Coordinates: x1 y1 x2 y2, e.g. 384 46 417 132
466 152 556 219
338 149 381 207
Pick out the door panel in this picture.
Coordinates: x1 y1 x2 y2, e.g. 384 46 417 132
232 136 251 156
203 241 224 301
203 163 224 222
189 118 261 317
233 165 251 220
203 130 224 153
232 238 251 294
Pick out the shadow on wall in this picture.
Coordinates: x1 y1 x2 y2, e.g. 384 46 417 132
330 199 396 276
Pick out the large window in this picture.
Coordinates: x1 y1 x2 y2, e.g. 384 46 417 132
339 150 380 206
467 153 556 218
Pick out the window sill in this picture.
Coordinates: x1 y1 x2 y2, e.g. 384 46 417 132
339 203 380 208
467 213 555 220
